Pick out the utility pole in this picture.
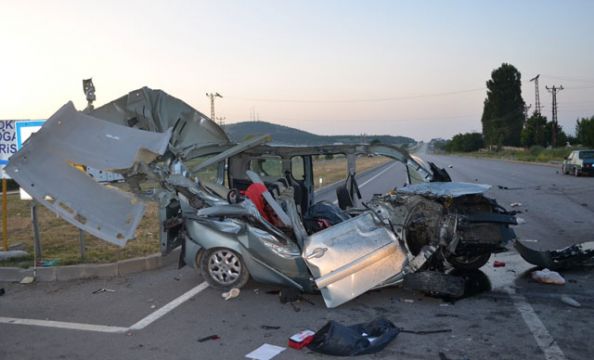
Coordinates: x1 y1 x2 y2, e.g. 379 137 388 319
205 92 222 120
545 85 564 147
529 75 541 114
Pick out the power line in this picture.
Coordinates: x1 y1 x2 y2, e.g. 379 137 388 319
225 87 485 104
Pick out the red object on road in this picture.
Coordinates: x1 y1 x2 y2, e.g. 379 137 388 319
493 260 506 267
288 330 315 350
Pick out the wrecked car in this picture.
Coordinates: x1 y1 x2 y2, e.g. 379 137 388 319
6 87 517 308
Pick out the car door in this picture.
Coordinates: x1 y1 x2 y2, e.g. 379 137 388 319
301 211 407 308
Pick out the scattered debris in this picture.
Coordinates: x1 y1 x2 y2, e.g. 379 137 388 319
448 165 453 168
399 328 452 335
288 330 315 349
493 260 506 268
19 276 35 284
581 203 588 207
531 269 566 285
308 318 399 356
0 288 5 296
245 343 286 360
38 259 60 267
279 288 301 304
510 202 522 207
498 185 509 190
516 239 594 269
92 288 115 294
560 295 581 308
222 288 240 301
402 299 415 304
197 334 220 342
261 325 281 330
150 304 157 309
516 217 527 224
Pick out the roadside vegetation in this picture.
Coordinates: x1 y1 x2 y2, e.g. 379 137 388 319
1 156 390 268
432 63 594 163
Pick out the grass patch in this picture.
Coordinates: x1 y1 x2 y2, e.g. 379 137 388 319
1 194 160 268
457 146 574 163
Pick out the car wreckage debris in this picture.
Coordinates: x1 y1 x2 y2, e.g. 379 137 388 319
5 87 518 308
515 239 594 269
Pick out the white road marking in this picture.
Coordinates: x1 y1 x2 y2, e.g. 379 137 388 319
333 162 398 204
0 317 129 334
358 161 398 188
0 281 210 334
129 281 209 330
504 287 567 360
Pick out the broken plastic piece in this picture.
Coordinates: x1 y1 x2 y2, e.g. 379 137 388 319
560 295 581 308
222 287 240 300
92 288 115 294
515 239 594 269
197 334 220 342
493 260 506 268
531 268 565 285
510 202 522 207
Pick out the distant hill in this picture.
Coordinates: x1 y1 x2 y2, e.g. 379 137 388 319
225 121 415 146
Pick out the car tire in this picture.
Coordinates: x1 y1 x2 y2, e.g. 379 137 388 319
562 165 568 175
199 247 249 290
445 253 491 270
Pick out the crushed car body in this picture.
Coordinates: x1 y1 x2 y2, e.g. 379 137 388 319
6 87 517 308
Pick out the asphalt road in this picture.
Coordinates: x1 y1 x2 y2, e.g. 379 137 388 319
1 154 593 360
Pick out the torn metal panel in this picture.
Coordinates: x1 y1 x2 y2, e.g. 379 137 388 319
302 211 406 308
89 87 231 159
5 102 172 246
398 182 491 197
515 239 594 269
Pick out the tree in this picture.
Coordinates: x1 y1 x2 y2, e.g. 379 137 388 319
521 112 547 147
446 132 484 152
481 63 526 147
576 116 594 147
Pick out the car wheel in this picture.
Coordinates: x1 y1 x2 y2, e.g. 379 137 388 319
445 253 491 270
562 165 568 175
199 248 249 290
574 167 580 177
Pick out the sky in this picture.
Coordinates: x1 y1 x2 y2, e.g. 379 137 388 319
1 0 594 141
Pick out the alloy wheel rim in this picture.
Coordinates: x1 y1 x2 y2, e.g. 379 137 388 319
208 250 241 285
